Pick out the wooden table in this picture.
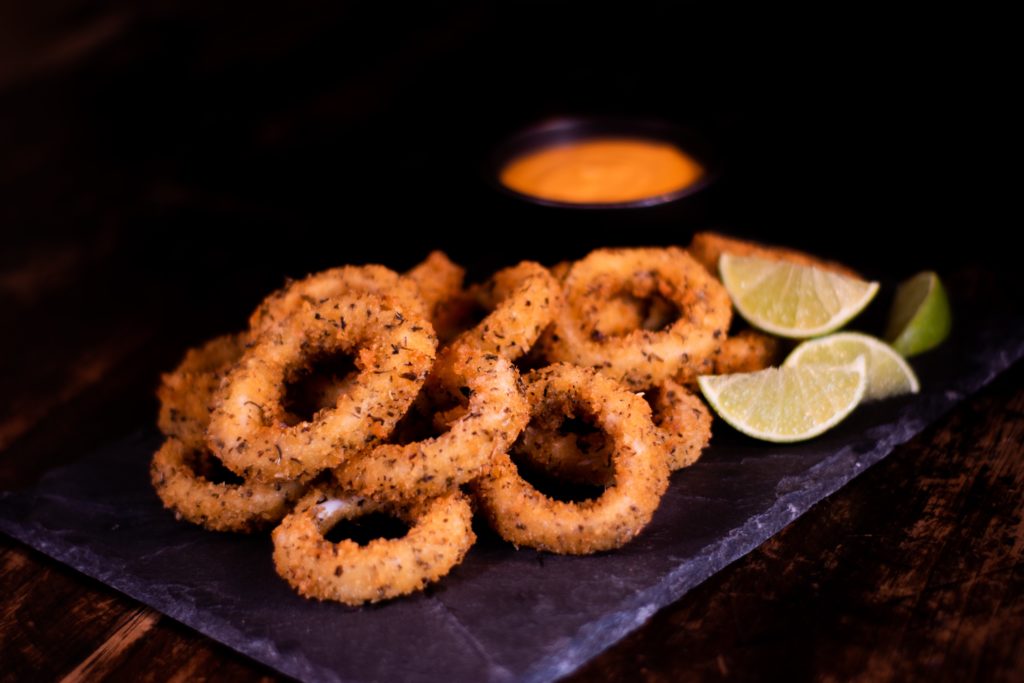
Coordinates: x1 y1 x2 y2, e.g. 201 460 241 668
1 6 1020 681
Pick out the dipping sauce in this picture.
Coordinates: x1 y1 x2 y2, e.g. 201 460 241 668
499 137 703 205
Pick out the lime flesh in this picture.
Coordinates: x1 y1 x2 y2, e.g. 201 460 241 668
785 332 919 401
719 254 879 339
697 357 867 443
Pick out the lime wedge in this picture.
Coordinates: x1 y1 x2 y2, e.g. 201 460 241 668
885 271 952 357
697 357 867 443
784 332 919 401
719 254 879 339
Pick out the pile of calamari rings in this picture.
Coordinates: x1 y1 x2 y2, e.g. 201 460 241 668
153 233 856 604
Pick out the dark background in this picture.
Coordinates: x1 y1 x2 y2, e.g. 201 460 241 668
1 3 1002 340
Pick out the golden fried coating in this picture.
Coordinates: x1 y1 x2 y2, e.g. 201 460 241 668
515 378 712 485
157 333 247 450
249 264 428 334
473 364 670 554
405 251 466 327
151 438 306 532
209 293 436 482
542 247 731 389
273 487 474 605
333 344 529 502
688 231 860 280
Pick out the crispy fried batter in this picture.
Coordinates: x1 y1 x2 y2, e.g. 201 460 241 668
158 333 247 450
515 378 712 485
272 487 474 604
405 251 466 328
689 231 860 279
151 438 306 532
542 247 731 389
473 364 670 554
209 293 436 481
333 344 529 502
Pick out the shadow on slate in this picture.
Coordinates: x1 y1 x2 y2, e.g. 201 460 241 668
2 291 1024 683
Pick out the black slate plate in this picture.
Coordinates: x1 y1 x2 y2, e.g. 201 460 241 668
2 288 1023 683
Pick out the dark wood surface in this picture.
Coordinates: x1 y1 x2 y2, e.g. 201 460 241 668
1 5 1019 681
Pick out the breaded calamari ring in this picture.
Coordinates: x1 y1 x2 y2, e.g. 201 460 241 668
249 264 428 334
711 328 781 375
473 364 670 554
542 247 731 390
514 378 712 485
405 251 465 326
590 292 681 339
688 231 860 280
650 379 713 469
673 328 782 387
551 258 680 338
208 293 436 481
447 261 561 361
157 333 246 450
430 289 478 346
151 438 306 532
333 344 529 502
271 487 475 605
157 332 348 439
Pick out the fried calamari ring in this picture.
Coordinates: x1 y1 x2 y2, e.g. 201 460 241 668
711 329 781 375
430 289 478 346
445 261 561 361
249 264 428 334
271 487 475 605
209 293 436 481
333 344 529 502
588 291 681 339
405 251 465 326
552 258 680 339
151 438 306 532
688 231 860 280
473 364 670 554
649 379 713 469
542 247 732 389
157 333 246 450
672 328 782 387
514 378 712 485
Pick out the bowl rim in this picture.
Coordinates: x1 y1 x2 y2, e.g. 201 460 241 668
485 115 721 210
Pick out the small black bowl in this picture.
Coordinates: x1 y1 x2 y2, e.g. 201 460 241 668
486 116 721 210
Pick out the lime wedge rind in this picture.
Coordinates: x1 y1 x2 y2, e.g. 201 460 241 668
885 271 952 358
784 331 920 401
697 356 867 443
719 254 880 339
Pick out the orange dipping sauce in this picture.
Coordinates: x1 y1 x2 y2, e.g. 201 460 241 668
499 137 703 205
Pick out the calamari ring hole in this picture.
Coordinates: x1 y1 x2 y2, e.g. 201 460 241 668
388 382 467 445
639 391 661 417
323 512 410 546
281 351 360 425
509 412 609 502
462 297 492 329
513 352 549 375
185 450 245 486
595 290 681 338
438 293 491 344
